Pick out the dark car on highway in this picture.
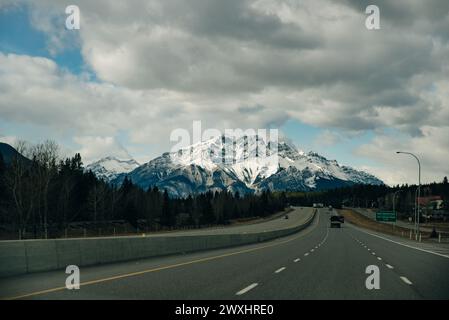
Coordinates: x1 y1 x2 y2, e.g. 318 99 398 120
330 215 342 228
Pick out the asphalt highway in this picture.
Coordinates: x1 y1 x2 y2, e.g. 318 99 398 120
1 207 448 300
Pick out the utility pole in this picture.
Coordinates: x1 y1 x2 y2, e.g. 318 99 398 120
397 152 421 239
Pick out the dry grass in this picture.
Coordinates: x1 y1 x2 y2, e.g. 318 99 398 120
338 208 431 239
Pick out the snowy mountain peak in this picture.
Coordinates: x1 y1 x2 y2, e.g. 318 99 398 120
170 133 278 169
86 156 140 182
109 134 383 197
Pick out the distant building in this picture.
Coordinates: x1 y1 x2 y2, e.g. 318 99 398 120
419 196 449 220
418 196 442 206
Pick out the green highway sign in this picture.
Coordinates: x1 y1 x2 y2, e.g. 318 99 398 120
376 211 396 222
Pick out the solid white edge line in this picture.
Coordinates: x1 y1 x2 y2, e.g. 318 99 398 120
275 267 286 274
236 283 259 295
350 225 449 259
400 277 413 285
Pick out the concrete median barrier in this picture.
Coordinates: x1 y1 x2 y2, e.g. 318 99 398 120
0 209 316 277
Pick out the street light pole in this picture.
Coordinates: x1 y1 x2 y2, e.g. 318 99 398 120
414 187 419 239
396 152 421 239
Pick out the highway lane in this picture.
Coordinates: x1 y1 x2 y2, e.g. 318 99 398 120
238 211 422 299
1 208 448 300
345 224 449 299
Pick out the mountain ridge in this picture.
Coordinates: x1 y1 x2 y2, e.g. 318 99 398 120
85 156 140 182
88 135 384 197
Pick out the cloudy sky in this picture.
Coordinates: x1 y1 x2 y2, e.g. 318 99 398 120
0 0 448 185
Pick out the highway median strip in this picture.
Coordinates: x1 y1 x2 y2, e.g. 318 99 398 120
3 210 321 300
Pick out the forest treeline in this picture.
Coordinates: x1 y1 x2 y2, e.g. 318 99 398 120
0 141 287 239
2 140 447 239
286 179 449 219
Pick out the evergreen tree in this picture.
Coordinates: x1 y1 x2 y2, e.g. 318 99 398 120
161 190 172 227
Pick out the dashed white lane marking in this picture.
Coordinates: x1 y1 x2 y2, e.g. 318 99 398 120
275 267 286 274
315 246 318 249
386 264 394 269
310 249 314 252
367 248 371 251
372 252 376 255
350 226 449 259
304 253 309 256
377 257 382 261
294 258 300 263
236 283 259 295
400 277 413 285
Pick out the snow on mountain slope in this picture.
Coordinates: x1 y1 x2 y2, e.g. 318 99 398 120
110 134 383 197
86 156 140 182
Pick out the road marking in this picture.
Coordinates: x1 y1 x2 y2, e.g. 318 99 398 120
304 253 309 256
350 226 449 259
386 264 394 269
400 277 413 285
377 257 382 261
372 252 375 255
236 283 258 295
275 267 286 274
315 246 318 249
367 248 371 251
3 209 321 300
294 258 300 263
310 249 314 252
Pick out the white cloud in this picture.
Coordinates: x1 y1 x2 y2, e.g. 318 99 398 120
314 130 341 147
0 135 18 146
73 136 131 164
356 127 449 185
1 0 449 184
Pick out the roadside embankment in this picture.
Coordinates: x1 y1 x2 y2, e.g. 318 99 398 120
339 208 430 239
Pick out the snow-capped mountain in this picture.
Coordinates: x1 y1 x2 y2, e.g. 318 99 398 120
110 134 383 197
86 156 140 182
